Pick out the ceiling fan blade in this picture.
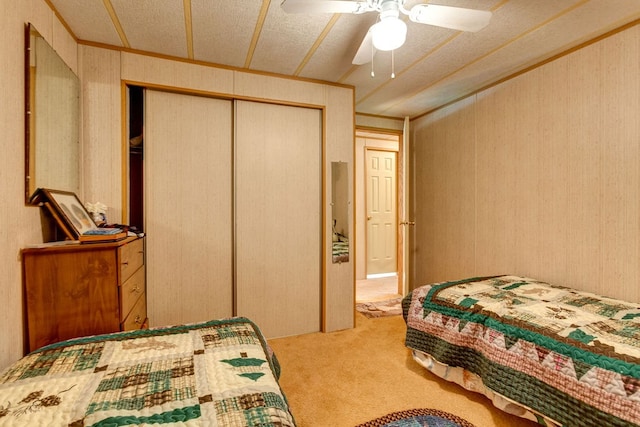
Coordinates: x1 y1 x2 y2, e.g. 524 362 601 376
281 0 369 14
352 28 374 65
409 4 491 32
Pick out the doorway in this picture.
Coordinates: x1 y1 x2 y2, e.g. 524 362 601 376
355 130 404 302
366 149 397 275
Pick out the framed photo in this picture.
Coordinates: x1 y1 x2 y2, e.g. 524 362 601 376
40 188 98 238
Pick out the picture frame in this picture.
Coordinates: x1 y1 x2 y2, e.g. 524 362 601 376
38 188 98 239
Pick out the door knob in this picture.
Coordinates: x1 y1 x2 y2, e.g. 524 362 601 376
367 216 372 220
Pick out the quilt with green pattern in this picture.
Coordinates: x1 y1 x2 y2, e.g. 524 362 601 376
0 317 295 426
403 275 640 427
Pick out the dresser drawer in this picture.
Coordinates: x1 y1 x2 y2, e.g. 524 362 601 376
120 266 145 322
122 292 147 331
119 238 144 283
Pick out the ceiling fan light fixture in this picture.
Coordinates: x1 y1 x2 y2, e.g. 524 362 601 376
371 16 407 51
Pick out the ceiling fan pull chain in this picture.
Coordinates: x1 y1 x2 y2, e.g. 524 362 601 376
391 49 396 79
371 41 375 77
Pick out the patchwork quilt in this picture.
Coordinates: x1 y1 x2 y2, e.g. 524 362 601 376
403 275 640 427
0 317 295 426
332 240 349 263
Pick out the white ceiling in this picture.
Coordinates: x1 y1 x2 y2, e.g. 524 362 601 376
48 0 640 119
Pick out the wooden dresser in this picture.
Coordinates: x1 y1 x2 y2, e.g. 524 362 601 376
22 236 147 353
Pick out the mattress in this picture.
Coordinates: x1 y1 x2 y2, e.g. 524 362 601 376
0 317 295 426
403 275 640 427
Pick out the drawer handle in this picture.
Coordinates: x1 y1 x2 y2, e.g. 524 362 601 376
134 315 142 324
122 261 129 266
130 285 141 294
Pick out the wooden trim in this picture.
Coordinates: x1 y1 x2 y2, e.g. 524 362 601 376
396 129 404 296
183 0 194 60
356 125 404 137
24 23 32 204
43 0 79 43
294 14 341 77
120 81 128 223
121 79 324 111
321 106 327 333
356 111 405 121
102 0 130 48
231 101 237 318
352 89 357 327
244 0 270 69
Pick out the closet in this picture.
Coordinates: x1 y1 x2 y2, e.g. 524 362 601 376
141 89 321 338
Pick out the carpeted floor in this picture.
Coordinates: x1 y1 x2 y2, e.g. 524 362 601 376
268 312 538 427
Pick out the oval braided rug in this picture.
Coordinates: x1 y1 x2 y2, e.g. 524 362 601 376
356 408 476 427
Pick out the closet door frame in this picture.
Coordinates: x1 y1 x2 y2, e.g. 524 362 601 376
123 83 327 333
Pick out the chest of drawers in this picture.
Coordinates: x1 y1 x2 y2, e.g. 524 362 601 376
22 236 146 353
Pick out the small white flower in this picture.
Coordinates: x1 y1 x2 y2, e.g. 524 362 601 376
85 202 107 215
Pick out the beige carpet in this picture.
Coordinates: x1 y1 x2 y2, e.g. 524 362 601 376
356 276 401 303
268 313 538 427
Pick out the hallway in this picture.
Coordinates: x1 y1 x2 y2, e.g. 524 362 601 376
355 275 401 303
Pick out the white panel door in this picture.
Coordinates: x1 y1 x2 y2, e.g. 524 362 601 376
235 100 321 338
145 90 233 327
366 150 397 275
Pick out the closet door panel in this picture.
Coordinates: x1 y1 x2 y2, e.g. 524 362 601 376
235 101 321 338
145 90 233 326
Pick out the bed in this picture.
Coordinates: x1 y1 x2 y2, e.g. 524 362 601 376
402 275 640 427
331 239 349 263
0 317 296 426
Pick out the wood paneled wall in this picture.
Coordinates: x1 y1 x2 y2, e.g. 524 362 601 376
410 24 640 302
356 114 404 131
0 0 353 370
0 1 79 370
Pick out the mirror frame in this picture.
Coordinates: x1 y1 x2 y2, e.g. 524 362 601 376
24 23 32 203
25 23 81 204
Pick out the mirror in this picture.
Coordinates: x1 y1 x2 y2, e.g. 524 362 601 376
331 161 349 263
25 23 80 204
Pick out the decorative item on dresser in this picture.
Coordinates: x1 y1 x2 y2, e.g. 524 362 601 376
21 236 146 354
30 188 99 239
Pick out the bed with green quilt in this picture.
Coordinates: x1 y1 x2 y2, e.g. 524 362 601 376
0 317 295 426
403 275 640 427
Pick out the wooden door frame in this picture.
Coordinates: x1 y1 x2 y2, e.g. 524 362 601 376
356 128 404 296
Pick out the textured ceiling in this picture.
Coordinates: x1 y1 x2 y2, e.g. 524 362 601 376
48 0 640 119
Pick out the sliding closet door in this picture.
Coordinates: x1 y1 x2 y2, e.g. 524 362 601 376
145 90 233 327
235 101 322 338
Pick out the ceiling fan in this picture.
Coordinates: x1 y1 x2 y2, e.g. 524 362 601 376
281 0 492 65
